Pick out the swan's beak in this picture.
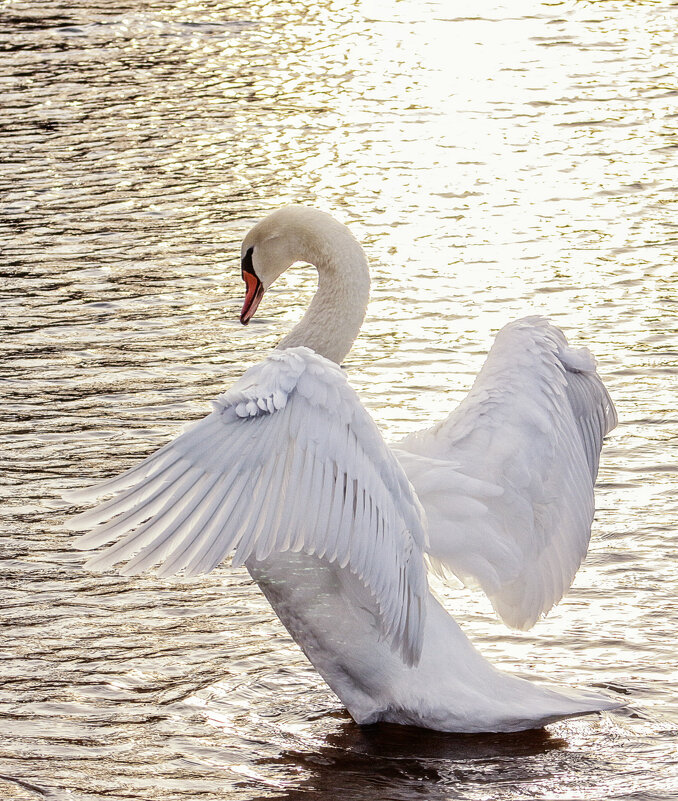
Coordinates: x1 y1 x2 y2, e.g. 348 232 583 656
240 271 264 325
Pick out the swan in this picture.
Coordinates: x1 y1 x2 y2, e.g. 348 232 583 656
66 206 620 733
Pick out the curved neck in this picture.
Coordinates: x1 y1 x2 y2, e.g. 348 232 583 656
276 225 370 365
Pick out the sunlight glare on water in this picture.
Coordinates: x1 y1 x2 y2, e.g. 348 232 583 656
1 0 677 799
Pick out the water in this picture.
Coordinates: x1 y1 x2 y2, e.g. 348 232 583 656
1 0 677 798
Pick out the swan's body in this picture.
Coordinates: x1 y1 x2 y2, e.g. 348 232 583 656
67 206 619 732
249 551 612 732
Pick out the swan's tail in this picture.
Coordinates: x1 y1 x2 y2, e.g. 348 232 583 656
359 597 624 734
490 681 623 732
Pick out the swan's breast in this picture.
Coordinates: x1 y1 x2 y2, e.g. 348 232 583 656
245 551 401 722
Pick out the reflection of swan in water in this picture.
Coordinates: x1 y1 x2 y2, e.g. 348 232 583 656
242 720 569 801
67 206 620 733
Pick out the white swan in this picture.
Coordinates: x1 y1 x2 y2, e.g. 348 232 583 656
66 206 620 733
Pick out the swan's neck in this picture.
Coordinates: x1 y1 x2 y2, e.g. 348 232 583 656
277 227 370 365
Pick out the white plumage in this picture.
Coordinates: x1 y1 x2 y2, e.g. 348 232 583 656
67 206 620 732
397 315 617 631
71 347 428 666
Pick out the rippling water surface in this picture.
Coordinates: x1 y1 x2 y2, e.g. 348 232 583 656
2 0 677 798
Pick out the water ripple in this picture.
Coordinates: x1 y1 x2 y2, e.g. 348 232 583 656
2 0 677 799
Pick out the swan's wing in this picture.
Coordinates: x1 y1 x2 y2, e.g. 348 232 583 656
66 346 428 665
396 316 617 630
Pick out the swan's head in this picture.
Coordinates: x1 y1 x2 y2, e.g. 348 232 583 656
238 205 353 325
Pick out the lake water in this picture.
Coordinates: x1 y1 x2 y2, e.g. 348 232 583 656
2 0 677 799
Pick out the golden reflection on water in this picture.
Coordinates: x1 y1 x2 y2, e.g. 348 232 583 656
1 1 677 800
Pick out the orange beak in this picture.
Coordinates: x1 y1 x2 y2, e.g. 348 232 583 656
240 270 264 325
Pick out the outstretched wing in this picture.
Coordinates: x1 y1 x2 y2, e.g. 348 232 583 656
396 316 617 630
67 347 428 665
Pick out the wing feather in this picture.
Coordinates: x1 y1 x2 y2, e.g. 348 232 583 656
397 316 616 630
68 346 428 665
158 473 248 576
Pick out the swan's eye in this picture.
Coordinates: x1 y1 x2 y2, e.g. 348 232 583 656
241 246 256 279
